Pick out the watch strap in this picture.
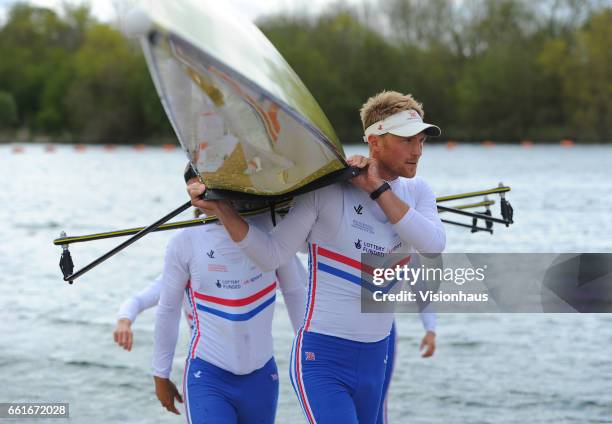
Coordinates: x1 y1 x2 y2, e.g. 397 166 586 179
370 181 391 200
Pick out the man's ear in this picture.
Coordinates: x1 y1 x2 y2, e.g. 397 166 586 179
368 134 379 147
368 134 381 156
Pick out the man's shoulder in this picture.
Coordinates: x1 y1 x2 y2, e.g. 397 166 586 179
398 175 424 185
313 181 346 196
168 226 207 249
293 181 345 206
398 176 432 192
395 176 436 205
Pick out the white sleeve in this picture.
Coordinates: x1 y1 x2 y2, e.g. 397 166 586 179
237 192 318 271
116 275 163 323
237 184 342 271
152 233 191 378
412 255 437 333
276 256 307 334
393 179 446 253
419 310 436 332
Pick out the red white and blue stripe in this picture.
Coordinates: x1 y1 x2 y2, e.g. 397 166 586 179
316 246 410 294
184 280 199 423
289 243 318 422
192 281 277 322
290 327 317 424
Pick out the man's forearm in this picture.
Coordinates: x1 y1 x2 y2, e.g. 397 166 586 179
215 202 249 242
376 189 410 224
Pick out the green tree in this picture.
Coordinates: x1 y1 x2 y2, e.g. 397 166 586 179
0 91 18 128
0 4 94 133
539 8 612 140
0 0 610 143
260 9 403 142
449 0 550 140
64 24 156 142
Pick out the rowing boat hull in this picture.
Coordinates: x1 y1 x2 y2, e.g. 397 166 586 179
132 0 347 201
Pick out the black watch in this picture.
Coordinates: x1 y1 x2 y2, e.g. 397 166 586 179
370 182 391 200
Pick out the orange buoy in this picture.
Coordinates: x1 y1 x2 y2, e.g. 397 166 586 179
134 144 146 151
104 144 116 151
483 140 495 147
520 140 533 148
11 145 24 153
446 140 458 150
162 143 176 151
75 144 87 152
560 139 575 147
45 144 56 152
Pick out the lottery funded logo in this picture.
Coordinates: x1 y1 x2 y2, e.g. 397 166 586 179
215 278 242 290
354 239 386 257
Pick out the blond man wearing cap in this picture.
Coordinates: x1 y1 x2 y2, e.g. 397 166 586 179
187 90 445 424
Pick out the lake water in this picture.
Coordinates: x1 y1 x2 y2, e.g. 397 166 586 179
1 143 611 423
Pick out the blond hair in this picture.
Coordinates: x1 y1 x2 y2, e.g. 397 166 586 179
359 91 424 130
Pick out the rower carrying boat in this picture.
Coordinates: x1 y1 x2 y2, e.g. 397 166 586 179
55 0 515 284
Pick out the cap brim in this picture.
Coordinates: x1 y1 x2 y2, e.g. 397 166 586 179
389 122 441 138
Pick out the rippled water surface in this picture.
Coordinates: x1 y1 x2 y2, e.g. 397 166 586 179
1 143 611 423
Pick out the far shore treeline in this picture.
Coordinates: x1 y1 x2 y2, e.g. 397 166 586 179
0 0 610 144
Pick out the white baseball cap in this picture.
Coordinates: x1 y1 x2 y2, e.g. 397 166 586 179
363 109 441 142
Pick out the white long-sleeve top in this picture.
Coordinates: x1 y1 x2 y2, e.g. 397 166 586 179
238 177 445 342
153 215 307 378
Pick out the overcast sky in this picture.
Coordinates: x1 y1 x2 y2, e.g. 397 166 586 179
0 0 363 23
